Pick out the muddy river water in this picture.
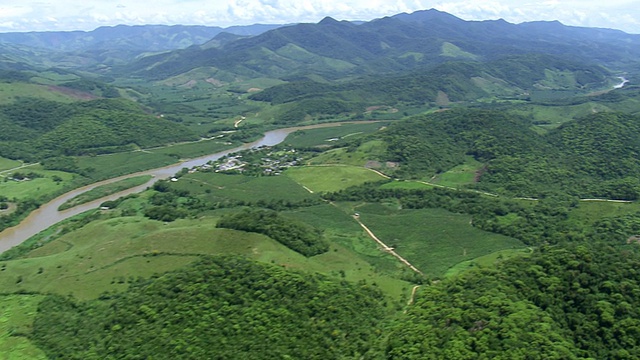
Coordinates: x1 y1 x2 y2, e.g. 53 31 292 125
0 123 350 253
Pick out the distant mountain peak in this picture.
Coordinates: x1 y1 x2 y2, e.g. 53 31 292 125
318 16 340 25
392 8 464 23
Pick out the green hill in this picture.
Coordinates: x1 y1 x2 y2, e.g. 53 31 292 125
31 256 387 359
0 98 197 162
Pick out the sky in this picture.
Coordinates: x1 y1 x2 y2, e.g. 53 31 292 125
0 0 638 34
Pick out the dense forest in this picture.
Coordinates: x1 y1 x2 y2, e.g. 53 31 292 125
31 256 387 359
379 241 640 359
217 209 329 256
0 98 197 162
365 108 640 199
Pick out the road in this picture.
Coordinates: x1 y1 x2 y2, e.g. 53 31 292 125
353 215 423 275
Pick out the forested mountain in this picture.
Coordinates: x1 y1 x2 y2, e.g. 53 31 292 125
360 108 640 199
0 24 283 52
122 9 640 81
0 98 197 161
247 54 610 123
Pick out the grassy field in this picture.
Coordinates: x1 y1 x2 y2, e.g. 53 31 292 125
444 248 532 278
285 165 387 193
1 206 409 301
509 102 613 129
306 140 388 167
150 139 238 159
0 294 47 360
0 168 75 200
0 83 80 104
432 157 483 187
282 122 387 148
58 175 153 210
351 204 525 278
75 152 178 181
286 204 408 278
0 157 22 172
568 200 640 230
172 172 316 203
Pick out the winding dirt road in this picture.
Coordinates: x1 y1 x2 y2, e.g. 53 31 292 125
353 215 423 275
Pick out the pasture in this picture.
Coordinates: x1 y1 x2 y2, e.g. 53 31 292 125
58 175 153 210
1 209 408 300
0 168 75 200
0 83 80 104
431 156 483 187
282 122 387 148
75 151 178 181
353 204 525 277
173 172 316 203
0 157 22 172
150 138 237 159
285 165 387 193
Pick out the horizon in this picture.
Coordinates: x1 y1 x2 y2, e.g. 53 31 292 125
0 1 638 35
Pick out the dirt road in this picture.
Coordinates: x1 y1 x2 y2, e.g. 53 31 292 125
353 215 423 275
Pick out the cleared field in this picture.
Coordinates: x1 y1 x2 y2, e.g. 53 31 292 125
354 204 525 278
286 203 408 279
173 172 316 203
432 157 483 187
0 157 22 172
444 248 531 278
283 122 387 148
0 169 75 200
285 165 387 193
75 152 178 181
0 295 47 359
58 175 153 210
0 83 80 104
568 200 640 228
306 140 388 167
2 210 408 300
151 138 238 159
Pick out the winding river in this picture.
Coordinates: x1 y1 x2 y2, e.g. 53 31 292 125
0 122 350 253
614 76 629 89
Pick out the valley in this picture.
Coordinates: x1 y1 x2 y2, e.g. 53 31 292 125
0 7 640 359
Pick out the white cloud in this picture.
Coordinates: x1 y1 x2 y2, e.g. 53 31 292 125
0 0 637 33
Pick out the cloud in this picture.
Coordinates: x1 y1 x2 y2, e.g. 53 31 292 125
0 0 637 33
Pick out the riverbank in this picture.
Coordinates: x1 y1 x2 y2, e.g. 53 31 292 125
0 122 372 253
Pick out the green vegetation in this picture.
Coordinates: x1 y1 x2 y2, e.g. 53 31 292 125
31 256 387 359
58 175 152 210
0 156 21 171
217 209 329 256
379 242 640 359
285 165 387 193
0 295 47 359
0 168 74 200
2 11 640 359
354 205 524 277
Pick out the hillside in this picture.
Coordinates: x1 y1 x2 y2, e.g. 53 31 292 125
1 7 640 360
0 97 197 162
0 24 282 52
31 256 387 359
246 54 610 123
122 9 640 81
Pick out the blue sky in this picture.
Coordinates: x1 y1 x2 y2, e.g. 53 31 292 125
0 0 638 34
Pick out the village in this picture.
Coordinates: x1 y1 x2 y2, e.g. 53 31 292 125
187 146 303 177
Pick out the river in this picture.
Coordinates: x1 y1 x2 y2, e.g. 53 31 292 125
614 76 629 89
0 122 352 253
